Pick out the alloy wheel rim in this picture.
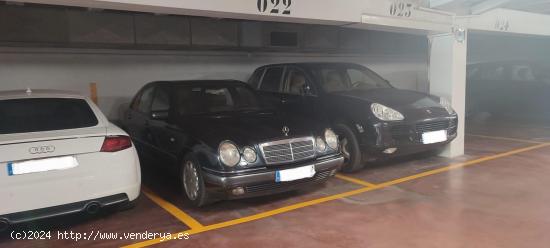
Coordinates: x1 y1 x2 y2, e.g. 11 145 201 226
183 161 200 201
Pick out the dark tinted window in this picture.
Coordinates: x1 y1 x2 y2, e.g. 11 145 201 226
0 98 98 134
248 68 265 88
317 66 391 92
235 86 260 109
204 88 234 112
137 87 154 113
260 67 284 92
286 68 315 95
174 85 261 115
152 86 171 111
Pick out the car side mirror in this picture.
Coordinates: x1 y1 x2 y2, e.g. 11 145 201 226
151 110 169 120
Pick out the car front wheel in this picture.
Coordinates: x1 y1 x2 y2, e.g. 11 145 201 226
181 155 210 207
334 124 364 173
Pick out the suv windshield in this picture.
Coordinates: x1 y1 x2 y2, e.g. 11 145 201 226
316 65 392 92
0 98 99 134
173 85 262 115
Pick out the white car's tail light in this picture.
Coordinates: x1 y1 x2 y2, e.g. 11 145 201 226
100 136 132 152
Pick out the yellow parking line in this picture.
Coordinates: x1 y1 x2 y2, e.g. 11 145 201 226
335 173 378 187
122 187 373 248
141 186 204 230
125 142 550 248
337 142 550 193
375 142 550 187
467 133 544 144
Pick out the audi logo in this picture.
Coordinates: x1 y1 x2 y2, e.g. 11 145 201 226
29 145 56 154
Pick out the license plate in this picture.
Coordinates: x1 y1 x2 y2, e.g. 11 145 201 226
7 156 79 176
422 130 447 144
275 165 316 182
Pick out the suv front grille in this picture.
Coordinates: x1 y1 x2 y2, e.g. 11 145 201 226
390 119 458 143
260 137 315 165
415 121 450 132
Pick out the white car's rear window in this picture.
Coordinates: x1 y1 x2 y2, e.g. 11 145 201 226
0 98 99 134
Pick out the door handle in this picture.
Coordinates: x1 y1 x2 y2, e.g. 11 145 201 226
281 98 287 104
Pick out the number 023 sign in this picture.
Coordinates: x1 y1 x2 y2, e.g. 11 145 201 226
389 0 413 17
257 0 292 15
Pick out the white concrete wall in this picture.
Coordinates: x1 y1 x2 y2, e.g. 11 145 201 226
0 47 428 120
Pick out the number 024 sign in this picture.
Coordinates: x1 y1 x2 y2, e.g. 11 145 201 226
257 0 292 15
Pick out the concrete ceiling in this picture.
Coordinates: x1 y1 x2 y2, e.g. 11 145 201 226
428 0 550 15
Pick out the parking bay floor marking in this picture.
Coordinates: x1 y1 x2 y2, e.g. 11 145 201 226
467 133 545 144
141 186 204 230
335 142 550 190
125 142 550 248
335 174 378 187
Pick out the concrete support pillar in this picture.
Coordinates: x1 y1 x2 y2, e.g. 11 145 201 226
429 30 467 157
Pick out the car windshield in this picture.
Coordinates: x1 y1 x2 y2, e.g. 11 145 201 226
173 85 262 115
0 98 98 134
316 65 392 92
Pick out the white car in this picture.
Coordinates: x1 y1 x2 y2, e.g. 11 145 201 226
0 89 141 231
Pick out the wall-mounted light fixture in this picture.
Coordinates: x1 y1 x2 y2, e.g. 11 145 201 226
452 27 466 43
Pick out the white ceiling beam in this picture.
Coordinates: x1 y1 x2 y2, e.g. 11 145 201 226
6 0 366 25
9 0 456 33
429 0 456 8
457 8 550 36
351 0 454 34
470 0 510 14
508 0 550 8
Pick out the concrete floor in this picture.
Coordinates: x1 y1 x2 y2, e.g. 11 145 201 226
2 120 550 248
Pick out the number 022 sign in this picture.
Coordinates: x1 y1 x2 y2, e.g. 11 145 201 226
257 0 292 15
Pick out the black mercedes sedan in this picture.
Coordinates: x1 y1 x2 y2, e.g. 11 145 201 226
120 80 343 206
249 63 458 172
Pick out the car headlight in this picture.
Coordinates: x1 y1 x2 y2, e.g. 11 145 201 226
371 103 404 121
242 146 257 163
439 97 456 115
324 129 338 150
315 137 326 152
219 141 240 167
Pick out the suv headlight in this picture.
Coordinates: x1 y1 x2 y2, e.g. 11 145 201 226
324 129 338 150
219 141 240 167
440 97 456 115
371 103 404 121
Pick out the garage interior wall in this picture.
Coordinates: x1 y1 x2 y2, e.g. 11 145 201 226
468 33 550 62
0 3 429 119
